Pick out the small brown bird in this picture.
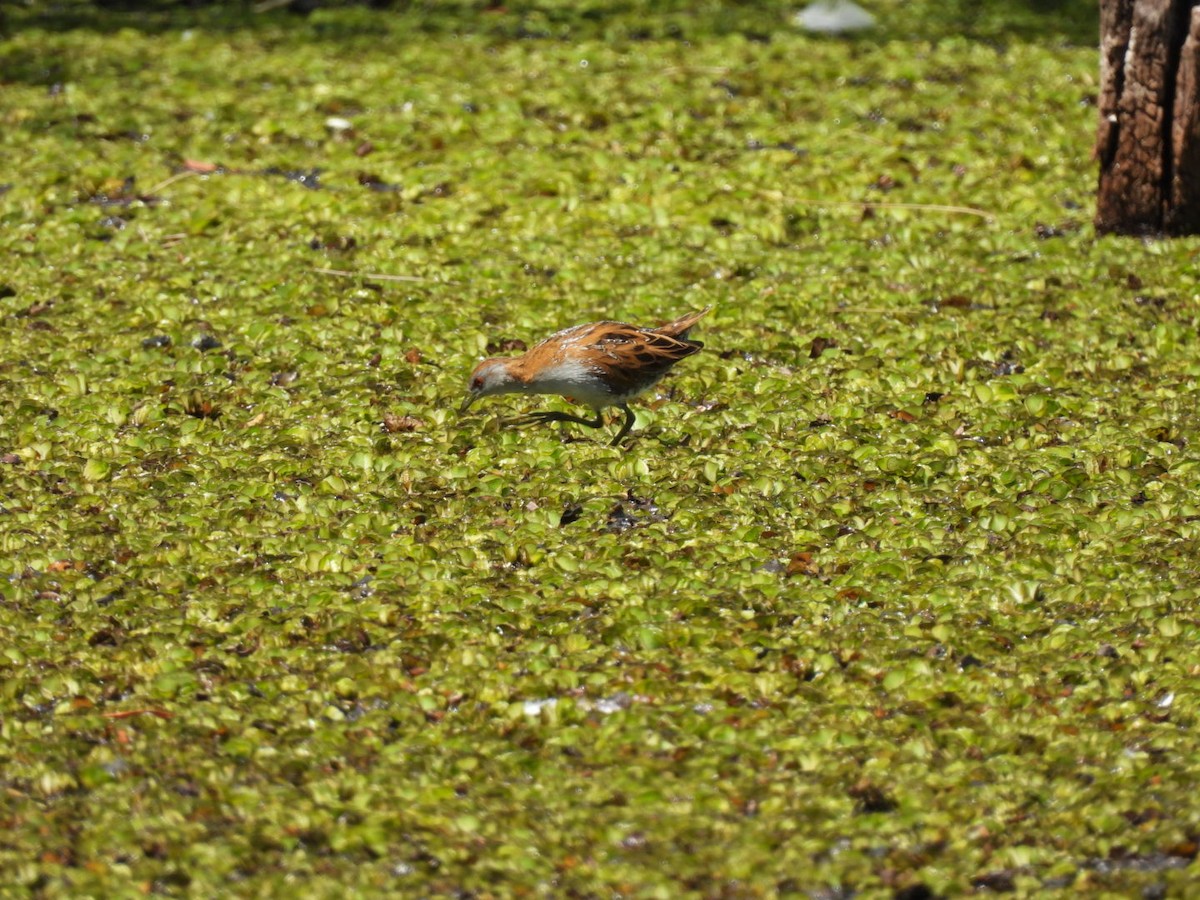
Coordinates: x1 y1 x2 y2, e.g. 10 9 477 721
460 307 711 445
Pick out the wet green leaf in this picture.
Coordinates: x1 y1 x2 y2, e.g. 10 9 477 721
1 3 1196 897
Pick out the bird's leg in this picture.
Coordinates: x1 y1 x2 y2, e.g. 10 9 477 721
609 404 636 446
510 409 605 434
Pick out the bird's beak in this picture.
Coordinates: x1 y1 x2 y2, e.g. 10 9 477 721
459 394 476 414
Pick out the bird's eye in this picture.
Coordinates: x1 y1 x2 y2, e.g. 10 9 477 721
471 376 484 390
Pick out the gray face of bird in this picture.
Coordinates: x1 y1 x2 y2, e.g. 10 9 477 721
460 359 517 412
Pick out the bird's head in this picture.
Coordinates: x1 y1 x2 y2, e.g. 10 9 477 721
460 358 520 412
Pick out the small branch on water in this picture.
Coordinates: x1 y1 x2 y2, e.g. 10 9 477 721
147 171 197 195
312 267 449 284
799 199 996 221
760 192 996 222
101 708 175 720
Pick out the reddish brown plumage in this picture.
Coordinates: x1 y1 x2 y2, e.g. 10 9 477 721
461 307 711 445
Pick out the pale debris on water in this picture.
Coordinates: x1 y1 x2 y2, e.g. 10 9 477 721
794 0 876 34
521 694 634 717
522 698 558 716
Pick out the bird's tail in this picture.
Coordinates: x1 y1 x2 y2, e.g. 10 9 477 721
654 306 712 342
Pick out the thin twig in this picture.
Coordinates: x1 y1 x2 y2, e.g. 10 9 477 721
661 66 732 75
777 197 996 221
101 708 175 720
312 267 448 284
147 170 197 195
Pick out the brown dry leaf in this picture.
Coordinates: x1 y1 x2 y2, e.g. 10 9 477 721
404 348 423 365
1169 841 1198 859
786 552 818 577
183 159 219 173
809 336 838 359
889 409 917 423
383 413 423 433
848 778 897 813
183 392 220 420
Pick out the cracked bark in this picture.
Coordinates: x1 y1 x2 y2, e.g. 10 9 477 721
1096 0 1200 235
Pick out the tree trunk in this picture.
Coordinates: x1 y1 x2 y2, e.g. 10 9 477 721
1096 0 1200 235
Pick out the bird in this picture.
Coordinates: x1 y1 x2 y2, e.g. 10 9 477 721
460 307 711 446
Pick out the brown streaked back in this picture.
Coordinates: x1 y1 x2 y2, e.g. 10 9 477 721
574 315 708 398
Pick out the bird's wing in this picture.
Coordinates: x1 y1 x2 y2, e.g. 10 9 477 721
582 323 703 395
